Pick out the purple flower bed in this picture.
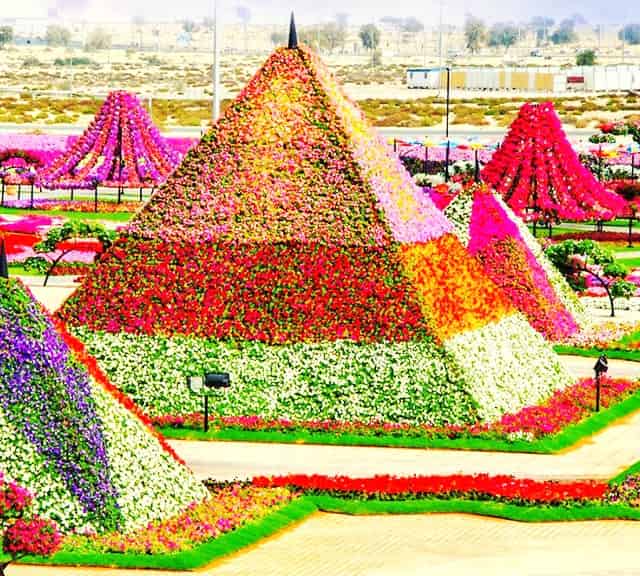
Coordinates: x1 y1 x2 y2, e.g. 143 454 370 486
0 279 122 530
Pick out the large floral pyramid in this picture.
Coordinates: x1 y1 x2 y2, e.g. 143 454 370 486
0 277 207 533
482 102 625 222
431 182 587 341
37 91 181 190
59 45 571 425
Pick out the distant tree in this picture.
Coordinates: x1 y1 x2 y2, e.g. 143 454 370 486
576 49 596 66
236 5 251 51
401 17 424 34
488 22 518 50
0 26 13 48
620 24 640 45
323 22 347 52
152 27 160 51
270 31 287 46
45 25 71 47
530 16 554 45
551 20 577 44
464 15 486 53
182 20 197 34
569 13 588 26
380 16 403 29
85 28 112 51
359 23 380 51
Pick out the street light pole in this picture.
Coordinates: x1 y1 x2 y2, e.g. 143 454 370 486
212 0 221 121
438 0 444 70
445 66 451 182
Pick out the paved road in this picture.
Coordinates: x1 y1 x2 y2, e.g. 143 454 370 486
10 514 640 576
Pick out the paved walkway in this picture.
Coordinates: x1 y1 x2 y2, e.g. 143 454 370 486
9 514 640 576
168 397 640 482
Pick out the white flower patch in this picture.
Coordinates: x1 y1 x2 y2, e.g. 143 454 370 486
72 328 479 426
495 194 588 328
444 314 574 422
90 381 207 531
0 407 91 532
443 192 474 247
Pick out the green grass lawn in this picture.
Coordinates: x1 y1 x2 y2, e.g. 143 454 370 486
0 206 134 223
614 256 640 268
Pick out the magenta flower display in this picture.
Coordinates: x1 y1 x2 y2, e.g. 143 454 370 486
36 92 182 190
482 102 626 222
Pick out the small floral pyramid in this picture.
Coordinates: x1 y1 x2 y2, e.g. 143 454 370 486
432 182 587 341
37 91 180 190
482 102 625 222
0 278 206 533
59 45 572 425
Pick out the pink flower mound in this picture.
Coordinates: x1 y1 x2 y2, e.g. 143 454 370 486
482 102 626 222
468 188 579 339
37 91 181 190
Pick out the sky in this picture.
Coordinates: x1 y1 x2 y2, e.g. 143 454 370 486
2 0 634 26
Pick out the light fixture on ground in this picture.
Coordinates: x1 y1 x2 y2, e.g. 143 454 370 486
187 372 231 432
593 355 608 412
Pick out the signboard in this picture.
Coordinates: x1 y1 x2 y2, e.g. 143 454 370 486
567 76 585 84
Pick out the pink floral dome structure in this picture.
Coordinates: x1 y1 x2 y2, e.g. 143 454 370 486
37 91 181 194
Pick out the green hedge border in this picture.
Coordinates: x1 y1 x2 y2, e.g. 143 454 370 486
12 494 640 571
554 346 640 363
158 388 640 454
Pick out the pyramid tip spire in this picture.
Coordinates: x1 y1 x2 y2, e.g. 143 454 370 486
0 238 9 279
288 12 298 49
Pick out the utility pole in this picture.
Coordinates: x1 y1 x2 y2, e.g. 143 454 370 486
212 0 221 121
438 0 444 70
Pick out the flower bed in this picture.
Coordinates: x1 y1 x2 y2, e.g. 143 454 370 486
62 485 293 555
251 474 609 505
1 199 139 213
152 376 640 446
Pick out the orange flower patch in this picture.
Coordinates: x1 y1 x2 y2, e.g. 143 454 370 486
399 234 514 341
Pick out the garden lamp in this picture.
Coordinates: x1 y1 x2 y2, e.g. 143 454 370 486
593 355 608 412
187 372 231 432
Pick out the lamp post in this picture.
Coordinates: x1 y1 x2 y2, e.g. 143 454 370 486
593 355 608 412
187 372 230 432
212 0 221 122
444 66 451 182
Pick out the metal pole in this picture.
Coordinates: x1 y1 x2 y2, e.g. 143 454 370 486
474 149 480 182
1 179 4 207
445 67 451 182
438 0 444 70
204 395 209 432
94 186 98 213
212 0 221 122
